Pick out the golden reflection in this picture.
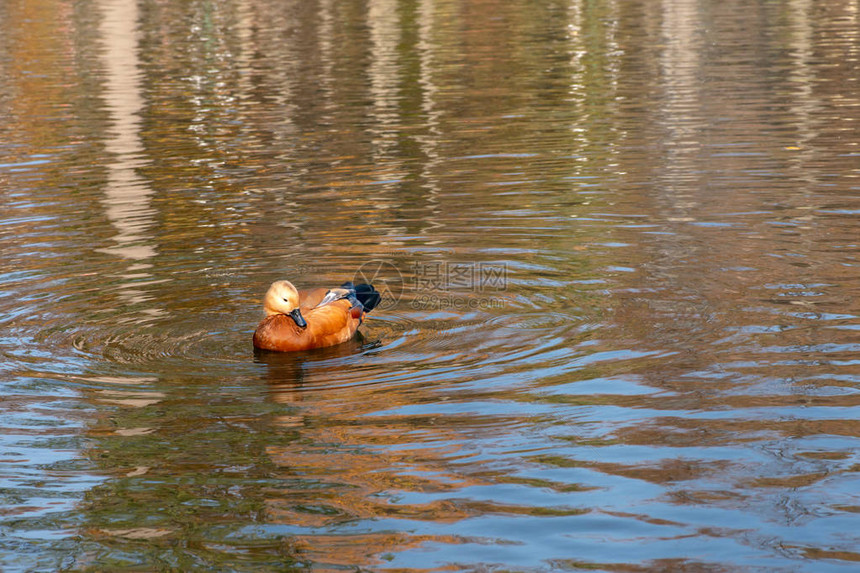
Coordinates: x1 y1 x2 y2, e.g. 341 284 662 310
8 0 856 569
92 527 173 540
256 352 521 564
288 532 466 568
0 0 76 148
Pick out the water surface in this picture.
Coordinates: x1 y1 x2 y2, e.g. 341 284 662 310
1 0 859 570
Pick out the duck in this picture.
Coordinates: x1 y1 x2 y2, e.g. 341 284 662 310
253 280 381 352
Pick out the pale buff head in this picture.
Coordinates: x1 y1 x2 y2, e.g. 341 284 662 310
262 280 307 327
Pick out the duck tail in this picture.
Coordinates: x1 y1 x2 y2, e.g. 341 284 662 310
342 281 381 312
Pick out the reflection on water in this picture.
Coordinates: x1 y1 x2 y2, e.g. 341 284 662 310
99 0 163 329
100 0 155 262
1 0 860 571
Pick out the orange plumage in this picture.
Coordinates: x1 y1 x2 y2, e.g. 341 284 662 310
253 280 380 352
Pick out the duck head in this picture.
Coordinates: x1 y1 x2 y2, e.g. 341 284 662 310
262 280 307 328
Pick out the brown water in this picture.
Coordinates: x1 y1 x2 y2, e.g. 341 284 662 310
2 0 860 570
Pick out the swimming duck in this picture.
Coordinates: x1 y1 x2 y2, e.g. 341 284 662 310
253 280 380 352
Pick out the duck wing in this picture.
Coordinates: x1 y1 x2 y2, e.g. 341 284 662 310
304 300 361 346
298 287 331 309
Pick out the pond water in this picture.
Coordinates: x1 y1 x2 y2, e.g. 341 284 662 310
2 0 860 570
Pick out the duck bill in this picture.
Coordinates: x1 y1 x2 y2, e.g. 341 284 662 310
289 308 307 329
